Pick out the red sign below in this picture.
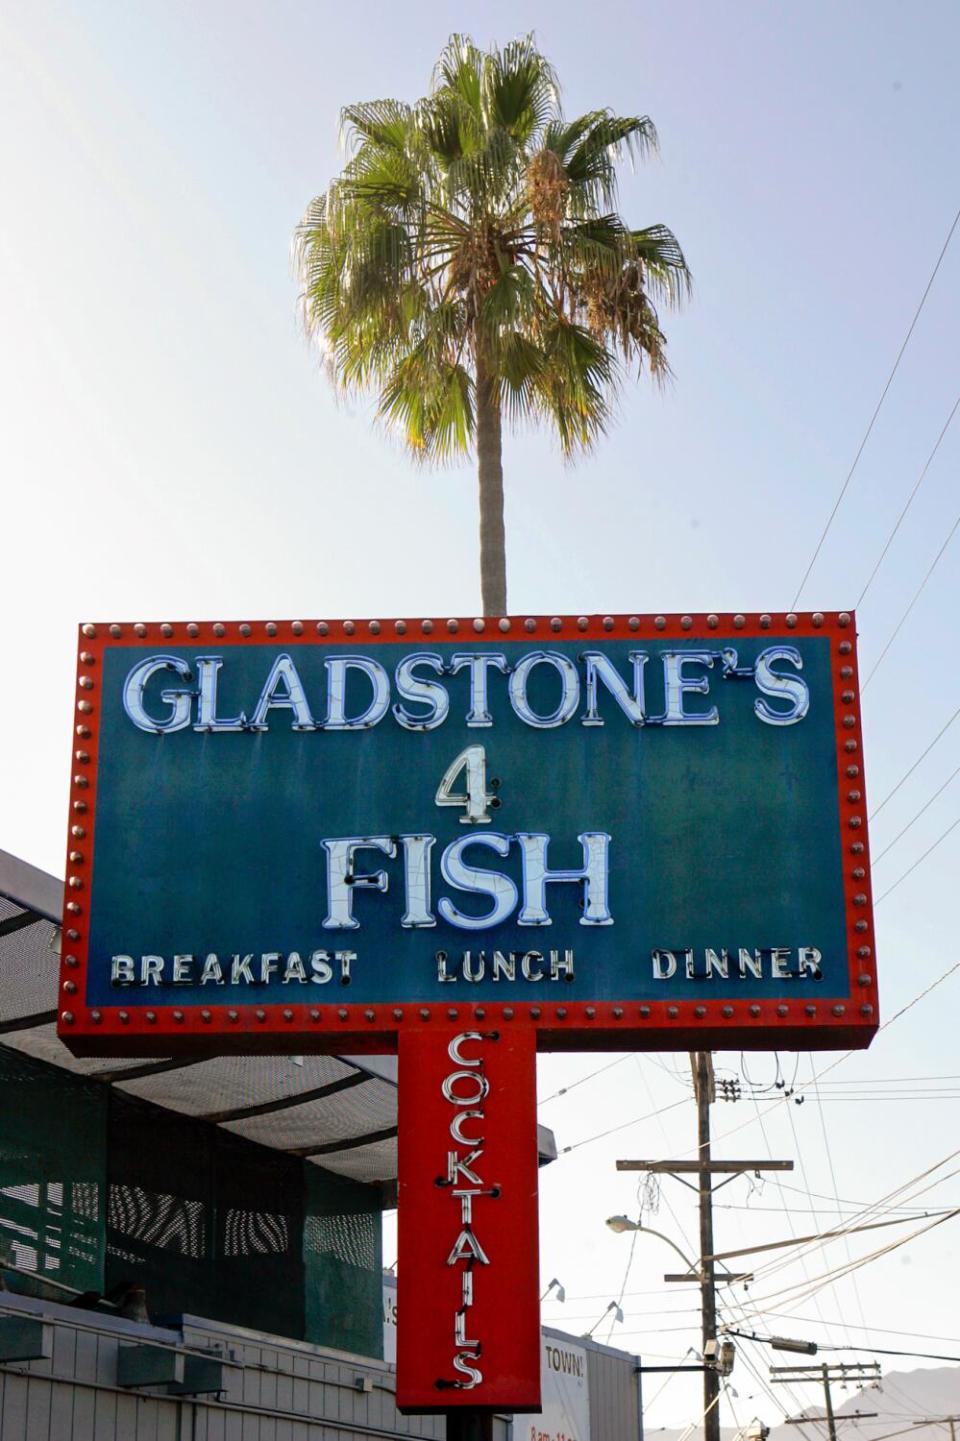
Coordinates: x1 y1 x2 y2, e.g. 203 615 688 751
396 1024 541 1412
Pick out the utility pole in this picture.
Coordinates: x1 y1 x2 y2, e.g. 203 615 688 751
695 1051 721 1441
821 1363 837 1441
618 1053 792 1441
770 1361 881 1441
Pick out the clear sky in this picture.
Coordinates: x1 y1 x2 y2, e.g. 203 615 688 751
2 0 960 1431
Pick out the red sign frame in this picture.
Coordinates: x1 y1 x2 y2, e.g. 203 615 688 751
59 610 877 1056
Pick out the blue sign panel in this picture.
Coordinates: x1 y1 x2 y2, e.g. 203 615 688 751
60 614 877 1053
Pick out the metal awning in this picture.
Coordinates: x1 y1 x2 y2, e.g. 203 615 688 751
0 847 555 1189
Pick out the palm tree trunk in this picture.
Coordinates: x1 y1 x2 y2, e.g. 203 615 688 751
475 355 507 616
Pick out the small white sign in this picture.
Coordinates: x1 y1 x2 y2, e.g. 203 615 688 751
383 1277 397 1364
524 1334 590 1441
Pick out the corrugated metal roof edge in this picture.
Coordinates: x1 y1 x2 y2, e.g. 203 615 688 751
0 845 62 922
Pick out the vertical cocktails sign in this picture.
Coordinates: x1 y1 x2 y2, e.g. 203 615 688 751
396 1025 540 1409
59 611 878 1409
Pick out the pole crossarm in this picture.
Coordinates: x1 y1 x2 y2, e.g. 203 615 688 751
617 1160 794 1173
770 1365 881 1376
664 1272 754 1284
783 1418 879 1425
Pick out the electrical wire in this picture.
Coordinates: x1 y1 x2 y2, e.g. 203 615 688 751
869 702 960 820
725 1328 960 1366
805 1055 870 1339
754 1083 835 1337
807 1073 960 1086
673 953 951 1156
558 1096 688 1154
632 1055 700 1258
722 1377 746 1441
733 1311 960 1347
728 1322 828 1440
641 1346 699 1414
606 1222 639 1344
742 1154 960 1286
862 509 960 691
672 1379 728 1441
800 959 960 1090
871 761 960 864
856 391 960 607
874 817 960 902
538 1053 630 1105
775 1175 960 1208
791 201 960 609
769 1093 960 1103
728 1148 960 1302
715 1201 960 1215
856 1428 939 1441
732 1207 960 1315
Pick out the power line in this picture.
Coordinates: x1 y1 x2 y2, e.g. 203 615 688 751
870 702 960 820
856 391 960 607
724 1314 828 1439
731 1150 960 1301
873 959 960 1029
781 1082 840 1337
538 1053 630 1105
769 1158 960 1259
791 202 960 608
726 1329 960 1367
806 1055 869 1340
799 1092 960 1101
750 1312 960 1347
631 1055 699 1259
559 1096 688 1154
874 817 960 903
715 1200 960 1214
872 760 960 862
670 952 960 1160
862 509 960 690
800 959 960 1091
733 1208 960 1316
812 1074 960 1085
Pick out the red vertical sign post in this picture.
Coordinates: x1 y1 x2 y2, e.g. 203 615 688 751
397 1024 541 1414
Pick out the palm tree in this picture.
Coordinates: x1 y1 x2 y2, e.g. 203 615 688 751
296 34 690 616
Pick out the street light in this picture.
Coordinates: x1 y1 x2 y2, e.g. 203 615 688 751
540 1277 566 1303
605 1216 701 1276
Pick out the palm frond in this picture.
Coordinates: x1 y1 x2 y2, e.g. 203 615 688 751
431 35 484 127
498 331 549 425
626 224 692 304
415 90 477 165
378 345 474 460
341 146 424 213
339 99 413 154
564 112 659 211
482 35 559 143
533 317 619 454
560 214 631 269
